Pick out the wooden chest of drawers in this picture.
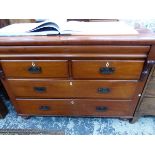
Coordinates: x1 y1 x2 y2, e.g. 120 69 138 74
0 32 154 120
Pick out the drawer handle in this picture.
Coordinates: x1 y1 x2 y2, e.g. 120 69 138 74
39 105 50 111
96 106 108 112
97 87 110 94
99 67 115 74
34 87 46 93
28 66 42 74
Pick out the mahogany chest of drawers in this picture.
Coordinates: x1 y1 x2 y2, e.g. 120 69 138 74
0 32 155 120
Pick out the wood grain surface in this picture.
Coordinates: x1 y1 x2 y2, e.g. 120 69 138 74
1 60 68 78
72 60 144 79
6 79 138 99
15 99 133 117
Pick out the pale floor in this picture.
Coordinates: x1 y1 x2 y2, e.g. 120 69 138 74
0 101 155 135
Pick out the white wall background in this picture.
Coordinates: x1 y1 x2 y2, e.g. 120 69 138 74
0 0 154 19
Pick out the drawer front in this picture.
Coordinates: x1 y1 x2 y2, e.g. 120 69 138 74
1 60 68 78
0 46 150 56
7 79 138 99
15 99 132 116
72 60 144 79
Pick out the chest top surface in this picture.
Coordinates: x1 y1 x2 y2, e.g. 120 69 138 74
0 29 154 46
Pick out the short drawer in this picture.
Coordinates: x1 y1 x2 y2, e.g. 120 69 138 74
7 79 138 99
15 99 133 117
1 60 68 78
72 60 144 79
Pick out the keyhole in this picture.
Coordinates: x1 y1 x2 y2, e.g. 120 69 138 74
71 100 74 104
32 62 35 67
106 62 109 67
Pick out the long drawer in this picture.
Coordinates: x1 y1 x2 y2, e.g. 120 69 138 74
0 46 150 56
15 99 133 116
7 79 138 99
72 60 144 80
1 60 68 78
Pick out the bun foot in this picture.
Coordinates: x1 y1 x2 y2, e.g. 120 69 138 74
129 117 139 124
21 116 31 119
119 118 129 121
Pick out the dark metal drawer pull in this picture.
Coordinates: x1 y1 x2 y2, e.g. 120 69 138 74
96 106 108 112
34 87 46 93
99 67 115 74
39 105 50 111
28 66 42 74
97 87 110 94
